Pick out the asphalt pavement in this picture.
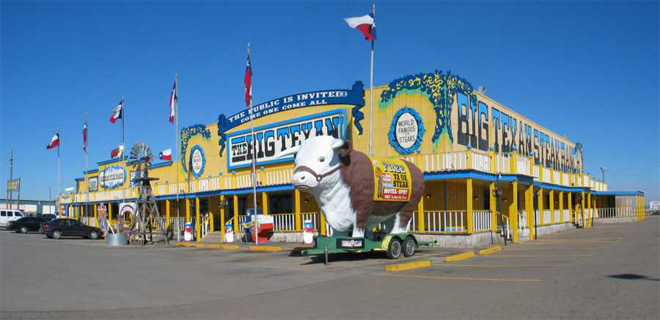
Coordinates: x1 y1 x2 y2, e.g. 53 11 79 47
1 216 658 319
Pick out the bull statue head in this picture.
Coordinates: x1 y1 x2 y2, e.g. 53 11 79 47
278 136 351 191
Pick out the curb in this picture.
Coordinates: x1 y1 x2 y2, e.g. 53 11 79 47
175 242 203 248
478 246 502 256
445 251 475 262
206 243 240 250
385 260 432 272
248 245 283 252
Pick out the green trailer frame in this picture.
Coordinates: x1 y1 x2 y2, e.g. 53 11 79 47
301 232 430 263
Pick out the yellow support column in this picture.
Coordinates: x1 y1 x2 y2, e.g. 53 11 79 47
261 192 269 215
510 151 518 174
592 194 597 226
417 194 425 232
550 190 555 224
233 194 239 231
538 188 544 225
509 181 519 244
559 191 564 224
166 200 171 228
568 192 573 223
195 197 201 240
466 179 474 234
220 195 226 235
489 150 496 173
642 195 646 221
587 193 592 228
466 148 473 170
294 189 302 231
93 204 98 227
108 203 113 225
581 192 586 228
489 182 497 232
319 211 327 236
525 185 535 240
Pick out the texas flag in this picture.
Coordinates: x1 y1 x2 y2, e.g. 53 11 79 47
46 133 60 150
244 48 252 107
344 12 377 41
110 99 124 124
82 121 88 152
159 149 172 161
169 78 177 124
111 144 124 158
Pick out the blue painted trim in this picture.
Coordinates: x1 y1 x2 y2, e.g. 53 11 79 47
84 169 99 174
423 170 534 184
150 161 173 169
74 177 84 182
592 190 644 196
97 156 127 166
226 109 348 170
189 145 206 178
533 181 589 192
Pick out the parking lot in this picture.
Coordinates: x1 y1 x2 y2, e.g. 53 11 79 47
1 217 658 319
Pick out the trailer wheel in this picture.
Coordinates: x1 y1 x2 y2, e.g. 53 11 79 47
402 236 416 257
386 238 402 259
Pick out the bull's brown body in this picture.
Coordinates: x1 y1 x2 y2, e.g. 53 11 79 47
338 146 425 230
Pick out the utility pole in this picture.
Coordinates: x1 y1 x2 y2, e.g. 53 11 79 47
600 167 607 183
8 149 14 209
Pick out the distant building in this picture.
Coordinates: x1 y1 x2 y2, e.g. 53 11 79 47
0 198 56 215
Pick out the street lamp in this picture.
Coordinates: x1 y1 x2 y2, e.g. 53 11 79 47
600 167 607 183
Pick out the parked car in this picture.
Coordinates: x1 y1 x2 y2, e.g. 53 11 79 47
40 214 58 221
44 219 103 240
7 217 48 233
1 209 24 228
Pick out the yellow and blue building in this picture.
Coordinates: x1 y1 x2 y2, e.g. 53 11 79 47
59 70 646 245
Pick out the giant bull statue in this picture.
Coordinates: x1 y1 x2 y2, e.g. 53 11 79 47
279 136 424 237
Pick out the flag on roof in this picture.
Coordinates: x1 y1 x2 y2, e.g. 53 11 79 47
159 149 172 161
46 133 60 150
169 77 177 124
111 144 124 158
82 121 88 152
344 12 377 41
110 99 123 124
244 46 252 107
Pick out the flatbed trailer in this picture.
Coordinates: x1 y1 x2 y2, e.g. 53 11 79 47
301 232 433 264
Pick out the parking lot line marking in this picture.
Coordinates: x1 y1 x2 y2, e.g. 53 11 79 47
248 245 282 252
437 263 568 268
481 254 594 258
507 248 593 251
374 273 541 283
478 246 502 255
385 260 432 272
175 242 203 248
445 251 475 262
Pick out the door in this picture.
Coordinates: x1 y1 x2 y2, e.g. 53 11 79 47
0 211 6 226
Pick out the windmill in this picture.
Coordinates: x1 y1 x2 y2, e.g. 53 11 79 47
128 142 169 245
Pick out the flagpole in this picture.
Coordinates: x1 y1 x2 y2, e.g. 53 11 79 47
85 113 89 223
175 74 181 242
122 97 125 148
57 130 61 217
369 4 375 157
248 43 259 246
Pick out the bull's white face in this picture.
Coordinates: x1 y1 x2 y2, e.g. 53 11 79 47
284 136 344 191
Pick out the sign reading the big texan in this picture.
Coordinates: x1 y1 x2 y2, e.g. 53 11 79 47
227 110 347 169
217 82 365 156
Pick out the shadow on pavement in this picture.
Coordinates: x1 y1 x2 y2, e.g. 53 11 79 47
608 273 660 281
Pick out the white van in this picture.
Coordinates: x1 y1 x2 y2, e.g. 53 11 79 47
0 209 24 227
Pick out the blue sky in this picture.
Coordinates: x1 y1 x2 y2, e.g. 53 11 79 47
1 1 658 202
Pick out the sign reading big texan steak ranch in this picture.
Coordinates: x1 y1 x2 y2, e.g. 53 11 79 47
227 110 346 169
372 158 412 202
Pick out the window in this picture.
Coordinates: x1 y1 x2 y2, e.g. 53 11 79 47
7 212 13 217
15 211 22 217
0 211 6 217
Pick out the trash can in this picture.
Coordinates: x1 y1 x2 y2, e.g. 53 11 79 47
303 220 314 244
224 221 234 243
184 222 194 241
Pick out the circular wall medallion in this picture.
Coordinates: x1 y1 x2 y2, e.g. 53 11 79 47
388 107 425 154
190 145 206 178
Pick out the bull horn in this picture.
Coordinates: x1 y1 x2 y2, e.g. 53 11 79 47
277 145 301 159
331 138 345 150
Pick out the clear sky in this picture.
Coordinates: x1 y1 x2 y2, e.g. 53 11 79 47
1 1 658 203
